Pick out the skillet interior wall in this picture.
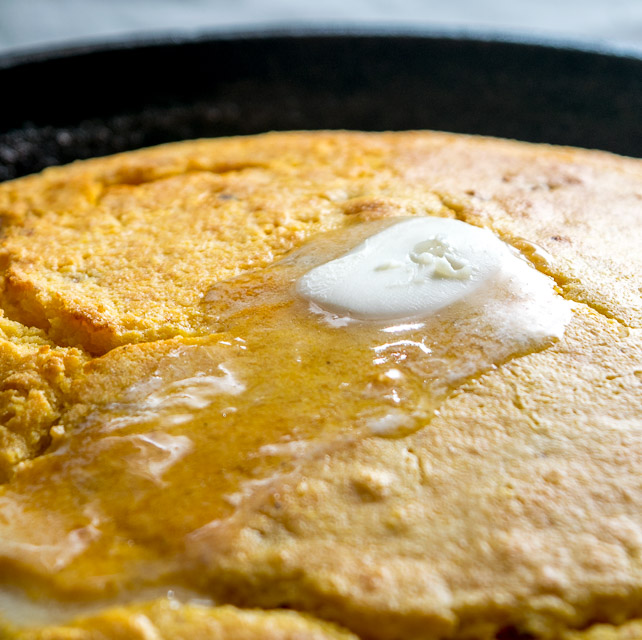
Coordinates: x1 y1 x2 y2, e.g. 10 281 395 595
1 34 642 182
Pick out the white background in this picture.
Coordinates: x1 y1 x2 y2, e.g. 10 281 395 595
1 0 641 56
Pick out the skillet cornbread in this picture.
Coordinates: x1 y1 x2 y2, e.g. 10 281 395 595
0 131 640 639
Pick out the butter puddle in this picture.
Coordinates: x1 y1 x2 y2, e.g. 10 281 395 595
0 497 100 574
0 586 212 629
0 218 573 620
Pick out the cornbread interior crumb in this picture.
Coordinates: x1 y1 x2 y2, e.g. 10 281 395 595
0 132 640 640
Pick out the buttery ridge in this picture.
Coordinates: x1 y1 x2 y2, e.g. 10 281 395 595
0 131 640 640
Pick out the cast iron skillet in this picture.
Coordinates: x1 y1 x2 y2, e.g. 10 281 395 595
1 29 641 183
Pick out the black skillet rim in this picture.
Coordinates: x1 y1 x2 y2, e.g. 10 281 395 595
1 26 641 181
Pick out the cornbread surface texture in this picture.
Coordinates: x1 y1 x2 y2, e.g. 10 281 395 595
0 131 640 640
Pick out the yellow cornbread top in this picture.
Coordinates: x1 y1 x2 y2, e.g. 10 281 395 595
0 131 641 640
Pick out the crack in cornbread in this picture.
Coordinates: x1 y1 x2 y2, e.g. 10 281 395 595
0 132 640 640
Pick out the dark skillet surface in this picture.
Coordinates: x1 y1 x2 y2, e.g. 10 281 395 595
1 31 641 182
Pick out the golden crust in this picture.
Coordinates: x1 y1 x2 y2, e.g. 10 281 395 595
0 132 641 639
0 134 449 354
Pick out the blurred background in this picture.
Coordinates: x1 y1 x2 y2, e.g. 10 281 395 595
1 0 642 55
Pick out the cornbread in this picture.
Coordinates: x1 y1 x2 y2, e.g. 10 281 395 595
0 131 640 640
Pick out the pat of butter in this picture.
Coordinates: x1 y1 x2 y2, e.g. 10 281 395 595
297 217 510 320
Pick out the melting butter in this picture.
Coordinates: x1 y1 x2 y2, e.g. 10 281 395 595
297 217 504 319
0 217 573 626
